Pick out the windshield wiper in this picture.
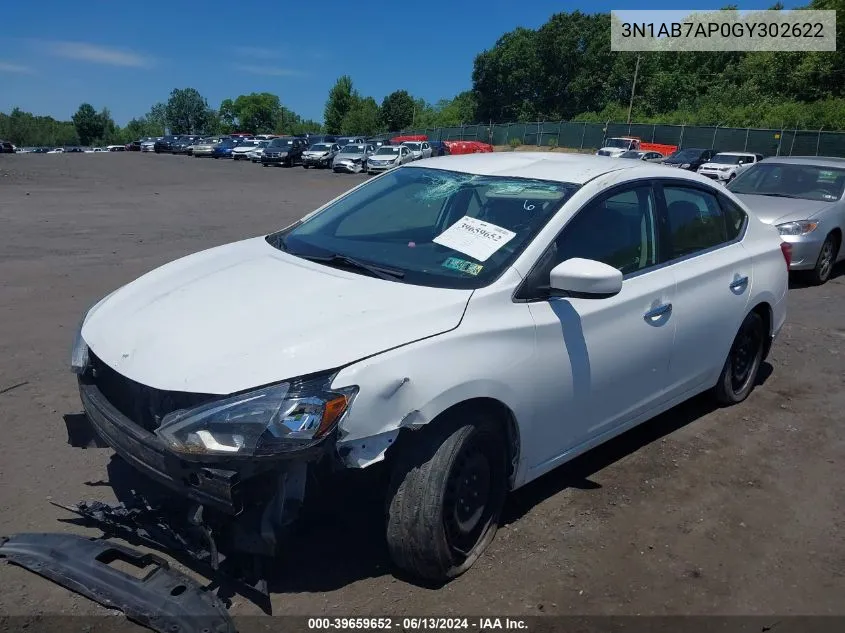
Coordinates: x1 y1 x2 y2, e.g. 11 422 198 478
739 192 803 199
299 253 405 280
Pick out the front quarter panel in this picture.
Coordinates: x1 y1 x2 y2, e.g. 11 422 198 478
331 271 537 486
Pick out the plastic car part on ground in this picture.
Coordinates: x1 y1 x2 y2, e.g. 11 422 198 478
0 532 235 633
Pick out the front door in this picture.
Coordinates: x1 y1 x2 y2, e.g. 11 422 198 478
520 183 677 473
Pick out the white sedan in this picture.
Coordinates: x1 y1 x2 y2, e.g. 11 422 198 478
401 140 432 160
69 154 788 584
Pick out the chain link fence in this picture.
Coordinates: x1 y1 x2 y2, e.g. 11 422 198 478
391 121 845 157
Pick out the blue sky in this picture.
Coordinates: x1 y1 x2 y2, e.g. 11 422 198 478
1 0 805 125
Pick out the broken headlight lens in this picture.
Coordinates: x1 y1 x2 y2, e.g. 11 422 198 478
155 376 357 458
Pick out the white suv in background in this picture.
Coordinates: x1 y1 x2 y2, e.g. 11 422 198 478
698 152 762 183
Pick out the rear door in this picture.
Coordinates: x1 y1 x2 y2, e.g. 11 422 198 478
656 180 752 397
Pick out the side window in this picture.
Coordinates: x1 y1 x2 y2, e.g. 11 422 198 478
553 186 659 275
719 195 747 241
663 185 728 259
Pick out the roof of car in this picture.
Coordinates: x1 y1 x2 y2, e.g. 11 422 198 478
759 156 845 168
410 152 719 185
717 151 756 156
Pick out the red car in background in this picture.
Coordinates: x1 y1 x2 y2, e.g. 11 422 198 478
443 140 493 155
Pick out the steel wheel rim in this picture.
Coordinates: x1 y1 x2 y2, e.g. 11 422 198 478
818 240 834 281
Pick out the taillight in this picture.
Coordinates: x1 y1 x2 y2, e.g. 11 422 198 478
780 241 792 268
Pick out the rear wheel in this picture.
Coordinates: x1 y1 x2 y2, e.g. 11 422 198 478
386 411 508 582
713 311 765 405
806 233 839 286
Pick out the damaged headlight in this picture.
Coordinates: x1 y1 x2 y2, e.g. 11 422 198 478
70 291 115 374
155 375 358 458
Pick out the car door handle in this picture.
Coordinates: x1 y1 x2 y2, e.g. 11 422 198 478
729 276 749 291
643 303 672 321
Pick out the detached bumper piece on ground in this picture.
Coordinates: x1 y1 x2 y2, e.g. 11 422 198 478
0 533 235 633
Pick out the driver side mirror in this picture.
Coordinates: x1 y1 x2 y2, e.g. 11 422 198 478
549 258 623 298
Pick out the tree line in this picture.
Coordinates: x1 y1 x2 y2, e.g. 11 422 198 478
3 0 845 146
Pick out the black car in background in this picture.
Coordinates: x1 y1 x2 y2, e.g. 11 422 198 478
154 135 184 153
126 140 142 151
261 137 307 167
171 136 200 154
662 148 717 171
0 140 15 153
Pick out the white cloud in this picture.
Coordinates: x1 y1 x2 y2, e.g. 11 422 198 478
0 61 34 74
231 64 306 77
42 41 153 68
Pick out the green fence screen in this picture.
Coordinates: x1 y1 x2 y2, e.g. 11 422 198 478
390 120 845 157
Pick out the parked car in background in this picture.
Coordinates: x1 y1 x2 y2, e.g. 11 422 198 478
67 147 84 153
365 138 390 150
211 137 241 159
107 145 126 152
332 143 375 173
697 152 763 183
334 136 365 147
171 136 201 154
261 137 307 167
302 142 341 169
728 157 845 285
140 138 159 152
595 137 678 158
232 139 262 161
192 137 222 158
47 148 65 153
248 140 271 163
154 135 181 153
84 147 108 153
0 140 15 153
428 141 450 157
662 148 716 171
402 141 432 161
31 147 50 154
126 140 142 151
619 150 665 162
366 145 414 173
67 154 787 586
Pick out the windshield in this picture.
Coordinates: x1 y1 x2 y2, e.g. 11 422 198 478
270 139 294 147
604 138 633 149
667 149 705 161
711 154 750 165
376 147 401 155
309 144 332 151
728 163 845 202
404 142 421 150
341 145 365 154
619 150 645 159
238 140 259 148
266 167 578 289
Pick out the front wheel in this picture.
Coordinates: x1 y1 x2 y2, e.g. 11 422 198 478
386 412 508 582
713 311 765 406
806 233 839 286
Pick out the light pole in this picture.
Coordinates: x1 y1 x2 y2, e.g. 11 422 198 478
626 54 641 126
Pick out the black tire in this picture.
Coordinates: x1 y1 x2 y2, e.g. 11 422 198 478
262 164 268 167
806 232 839 286
386 411 508 582
713 311 765 406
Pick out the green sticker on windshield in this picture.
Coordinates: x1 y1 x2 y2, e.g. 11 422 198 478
442 257 483 276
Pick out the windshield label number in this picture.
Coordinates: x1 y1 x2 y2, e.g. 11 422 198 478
433 216 516 262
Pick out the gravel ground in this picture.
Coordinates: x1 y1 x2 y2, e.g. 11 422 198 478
0 153 843 624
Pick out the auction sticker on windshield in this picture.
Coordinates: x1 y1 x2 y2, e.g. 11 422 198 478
433 216 516 262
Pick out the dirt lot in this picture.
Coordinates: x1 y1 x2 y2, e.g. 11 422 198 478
0 153 844 623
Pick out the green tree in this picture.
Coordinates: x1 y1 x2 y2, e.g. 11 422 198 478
380 90 415 131
341 97 382 136
146 102 167 135
324 75 355 133
434 91 478 126
232 92 282 133
72 103 102 145
165 88 214 134
472 27 541 121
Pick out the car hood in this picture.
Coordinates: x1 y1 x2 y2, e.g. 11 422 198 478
699 162 735 170
304 150 330 156
81 237 472 394
335 153 365 161
232 146 254 152
732 193 836 224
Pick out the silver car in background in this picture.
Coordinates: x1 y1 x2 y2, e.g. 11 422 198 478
247 140 271 163
366 145 414 173
401 141 432 160
303 143 340 169
332 144 375 173
728 156 845 285
192 137 222 158
618 150 665 163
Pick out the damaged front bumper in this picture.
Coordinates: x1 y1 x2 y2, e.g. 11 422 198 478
332 160 364 173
